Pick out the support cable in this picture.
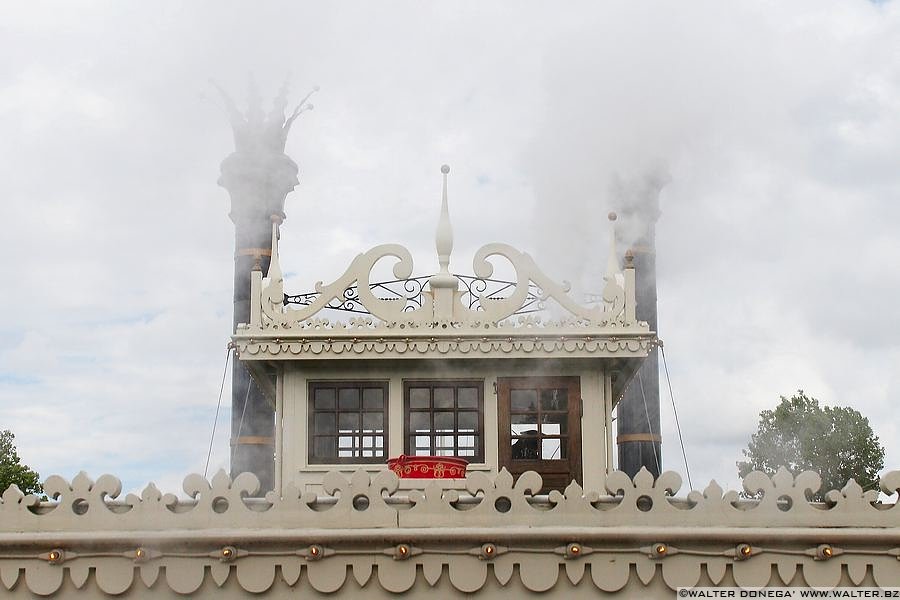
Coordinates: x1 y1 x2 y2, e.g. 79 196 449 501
661 345 693 490
637 372 662 474
204 348 232 479
235 378 253 442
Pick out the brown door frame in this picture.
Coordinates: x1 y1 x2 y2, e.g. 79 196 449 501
497 376 582 491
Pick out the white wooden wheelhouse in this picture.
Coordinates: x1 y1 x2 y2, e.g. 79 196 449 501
233 166 655 494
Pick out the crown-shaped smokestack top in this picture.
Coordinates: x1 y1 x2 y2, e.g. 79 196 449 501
212 78 318 156
216 79 318 225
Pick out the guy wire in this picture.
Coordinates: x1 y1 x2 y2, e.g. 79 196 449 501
204 348 232 479
661 345 692 490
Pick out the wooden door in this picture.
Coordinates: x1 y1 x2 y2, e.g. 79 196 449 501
498 376 582 492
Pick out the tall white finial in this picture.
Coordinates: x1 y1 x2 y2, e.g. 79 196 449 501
266 219 283 284
605 212 621 278
429 165 458 321
435 164 453 278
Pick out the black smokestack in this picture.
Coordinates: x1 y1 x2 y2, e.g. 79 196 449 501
613 170 667 479
216 79 311 491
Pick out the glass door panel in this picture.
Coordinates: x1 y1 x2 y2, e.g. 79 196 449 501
498 377 581 492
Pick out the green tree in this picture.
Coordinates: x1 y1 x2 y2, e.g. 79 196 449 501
737 391 885 500
0 430 42 495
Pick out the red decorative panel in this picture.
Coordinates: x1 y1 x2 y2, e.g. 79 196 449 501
387 455 468 479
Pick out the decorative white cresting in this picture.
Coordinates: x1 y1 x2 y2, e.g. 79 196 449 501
248 165 644 331
3 467 899 595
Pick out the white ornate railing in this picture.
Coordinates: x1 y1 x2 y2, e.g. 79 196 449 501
1 468 899 595
246 166 642 333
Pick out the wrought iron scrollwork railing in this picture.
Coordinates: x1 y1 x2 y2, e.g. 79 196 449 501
455 275 544 314
283 274 545 316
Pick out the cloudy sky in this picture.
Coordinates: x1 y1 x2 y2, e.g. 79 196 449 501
1 1 898 496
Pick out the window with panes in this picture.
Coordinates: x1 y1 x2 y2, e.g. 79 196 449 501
497 376 582 492
308 381 387 464
508 386 570 460
403 381 483 461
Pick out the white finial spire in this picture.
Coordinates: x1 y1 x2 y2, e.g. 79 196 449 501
266 219 283 284
429 165 458 322
435 164 453 278
606 211 621 278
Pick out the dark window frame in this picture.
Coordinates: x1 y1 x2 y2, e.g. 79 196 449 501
403 379 485 462
308 380 388 465
498 376 582 491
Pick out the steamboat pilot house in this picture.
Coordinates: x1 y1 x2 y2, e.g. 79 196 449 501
233 166 655 494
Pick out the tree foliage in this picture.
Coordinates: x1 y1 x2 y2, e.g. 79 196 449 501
737 391 885 500
0 430 42 495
